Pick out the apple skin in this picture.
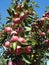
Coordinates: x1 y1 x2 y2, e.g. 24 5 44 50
5 41 10 48
18 37 26 44
44 39 49 47
4 27 12 34
25 10 30 15
8 60 12 65
25 46 32 54
15 45 22 55
20 12 25 20
45 17 49 21
40 32 46 36
14 12 19 17
11 35 19 42
10 31 17 35
11 23 15 27
47 29 49 33
16 27 24 34
13 18 21 24
44 39 49 44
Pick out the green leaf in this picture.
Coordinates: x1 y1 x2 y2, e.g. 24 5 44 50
22 54 31 64
7 8 14 16
24 2 28 9
31 2 36 5
25 27 31 31
32 39 38 46
7 9 12 16
12 42 17 50
35 4 40 8
46 6 49 10
25 0 30 3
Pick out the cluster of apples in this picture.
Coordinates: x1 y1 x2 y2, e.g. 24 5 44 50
11 4 34 26
43 11 49 21
31 12 49 47
5 34 32 54
4 26 32 65
3 1 49 65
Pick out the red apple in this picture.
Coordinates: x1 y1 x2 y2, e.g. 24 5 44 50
16 27 24 33
8 60 12 65
40 32 46 36
11 23 15 27
20 12 25 20
5 41 10 48
4 27 12 34
44 39 49 47
25 46 32 54
14 12 19 17
45 17 49 21
13 18 20 24
18 37 26 44
47 29 49 33
17 5 21 10
25 10 30 15
15 45 22 55
11 31 17 35
11 35 18 42
44 39 49 44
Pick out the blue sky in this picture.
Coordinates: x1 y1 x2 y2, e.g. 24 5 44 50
0 0 49 24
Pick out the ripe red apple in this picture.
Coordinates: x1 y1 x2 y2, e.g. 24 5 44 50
45 17 49 21
4 27 12 34
20 12 25 20
17 5 21 10
15 45 22 55
16 27 24 33
25 10 30 15
11 35 18 42
18 37 26 44
8 60 12 65
5 41 10 48
13 18 20 24
44 39 49 44
40 32 46 36
47 29 49 33
14 12 19 17
11 23 15 27
10 31 17 35
25 46 32 54
44 39 49 47
16 60 24 65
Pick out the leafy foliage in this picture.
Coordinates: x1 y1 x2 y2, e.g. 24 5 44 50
0 0 49 65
